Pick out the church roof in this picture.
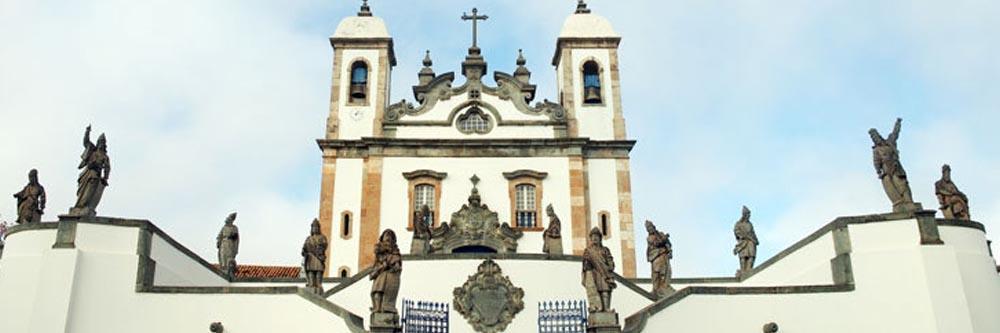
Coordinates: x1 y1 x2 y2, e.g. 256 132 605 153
332 16 390 39
215 264 301 278
558 11 619 39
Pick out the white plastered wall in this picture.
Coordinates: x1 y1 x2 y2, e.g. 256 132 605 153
379 157 572 254
329 157 364 274
586 158 625 271
337 49 382 139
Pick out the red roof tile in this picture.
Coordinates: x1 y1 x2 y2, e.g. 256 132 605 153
214 264 301 278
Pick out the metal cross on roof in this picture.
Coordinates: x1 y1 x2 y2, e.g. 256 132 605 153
461 8 489 48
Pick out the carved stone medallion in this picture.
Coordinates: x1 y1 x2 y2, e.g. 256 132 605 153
453 259 524 333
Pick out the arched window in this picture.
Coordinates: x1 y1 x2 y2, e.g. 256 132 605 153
599 212 611 239
338 267 350 278
582 61 602 104
349 61 368 103
340 212 352 239
515 184 537 228
414 184 436 224
456 106 491 134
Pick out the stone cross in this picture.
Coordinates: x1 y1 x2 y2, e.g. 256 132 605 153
461 8 489 48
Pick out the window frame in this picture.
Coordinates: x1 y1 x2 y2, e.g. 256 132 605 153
346 59 371 106
455 106 494 134
403 170 447 231
340 210 353 240
597 210 612 239
580 60 605 106
504 170 548 231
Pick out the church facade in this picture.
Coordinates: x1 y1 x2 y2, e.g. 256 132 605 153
1 2 999 333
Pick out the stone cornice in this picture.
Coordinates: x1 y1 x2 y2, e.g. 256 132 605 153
552 37 623 66
329 37 397 66
316 137 636 159
502 169 549 180
402 169 448 181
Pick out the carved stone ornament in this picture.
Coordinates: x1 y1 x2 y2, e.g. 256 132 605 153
453 259 524 333
430 175 523 253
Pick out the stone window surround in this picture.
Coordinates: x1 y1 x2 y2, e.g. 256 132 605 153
580 58 606 107
346 57 372 107
597 210 612 239
504 170 548 232
337 266 351 278
404 170 447 231
455 106 494 135
339 210 353 240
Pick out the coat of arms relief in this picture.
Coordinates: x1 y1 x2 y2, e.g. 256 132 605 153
453 259 524 333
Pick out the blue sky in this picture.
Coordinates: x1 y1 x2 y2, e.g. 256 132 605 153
1 0 997 277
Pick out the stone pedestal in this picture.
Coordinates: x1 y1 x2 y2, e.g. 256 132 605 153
587 311 622 333
369 312 401 333
893 202 923 214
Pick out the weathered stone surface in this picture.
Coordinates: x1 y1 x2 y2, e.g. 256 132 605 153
542 204 563 255
644 221 673 298
587 311 622 333
67 125 111 218
869 118 921 213
935 164 970 220
302 218 328 294
369 312 401 333
583 227 616 313
453 259 524 333
733 206 758 278
13 169 45 224
216 212 239 277
410 206 431 255
371 229 402 314
430 176 522 253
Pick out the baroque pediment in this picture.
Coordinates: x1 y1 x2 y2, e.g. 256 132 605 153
430 175 522 254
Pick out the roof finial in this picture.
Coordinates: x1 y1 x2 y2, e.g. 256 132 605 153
358 0 372 17
576 0 591 14
516 49 526 66
423 50 433 67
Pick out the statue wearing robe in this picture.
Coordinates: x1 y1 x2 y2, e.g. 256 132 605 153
70 125 110 217
410 205 431 255
302 219 328 293
542 204 563 255
582 227 616 313
13 169 45 224
371 229 402 313
216 212 240 276
733 206 759 277
935 164 970 220
645 221 673 298
870 118 918 213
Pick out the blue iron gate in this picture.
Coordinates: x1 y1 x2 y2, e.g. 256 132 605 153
538 300 587 333
402 299 449 333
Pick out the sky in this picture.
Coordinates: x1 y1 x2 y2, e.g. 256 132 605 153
1 0 998 278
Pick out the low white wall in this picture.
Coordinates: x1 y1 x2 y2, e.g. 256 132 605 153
149 233 227 287
328 258 653 332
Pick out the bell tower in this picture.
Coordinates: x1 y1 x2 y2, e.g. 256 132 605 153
325 0 397 140
553 0 625 140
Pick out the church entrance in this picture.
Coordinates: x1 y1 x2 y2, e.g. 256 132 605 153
452 245 497 254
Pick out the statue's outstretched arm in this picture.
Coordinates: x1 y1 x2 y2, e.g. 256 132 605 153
887 118 902 144
83 125 93 148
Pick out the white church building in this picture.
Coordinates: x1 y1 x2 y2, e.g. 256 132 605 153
1 2 999 332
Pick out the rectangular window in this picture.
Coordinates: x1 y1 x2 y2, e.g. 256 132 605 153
515 184 537 228
414 184 436 224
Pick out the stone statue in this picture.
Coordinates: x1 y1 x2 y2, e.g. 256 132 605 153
870 118 920 213
582 227 616 313
935 164 970 220
13 169 46 224
371 229 402 314
542 204 563 255
410 205 431 254
69 125 111 217
301 218 328 294
645 220 673 298
209 322 224 333
216 212 240 276
733 206 759 278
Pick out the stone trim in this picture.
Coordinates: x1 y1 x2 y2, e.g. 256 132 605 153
568 156 588 254
372 48 391 137
508 176 545 231
4 221 59 238
596 210 612 240
558 47 579 137
936 218 986 232
551 37 622 66
613 271 657 301
326 48 344 139
578 58 607 107
339 210 354 240
329 37 397 66
358 156 384 269
609 48 627 140
318 153 337 275
323 266 376 298
915 210 944 245
615 158 637 278
406 174 443 230
316 138 636 159
52 219 78 249
297 289 367 333
344 57 373 107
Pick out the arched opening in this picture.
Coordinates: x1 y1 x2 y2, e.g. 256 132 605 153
341 212 351 238
452 245 498 254
582 61 602 104
599 212 611 239
338 267 350 278
349 61 369 103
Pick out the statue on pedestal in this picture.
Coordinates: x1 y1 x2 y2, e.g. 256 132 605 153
870 118 921 213
370 229 402 332
410 205 431 254
301 218 327 294
645 220 673 298
69 125 111 217
13 169 46 224
216 212 240 277
542 204 563 255
935 164 970 220
733 206 759 278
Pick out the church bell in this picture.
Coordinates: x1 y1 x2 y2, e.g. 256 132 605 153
584 86 602 104
350 83 367 100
